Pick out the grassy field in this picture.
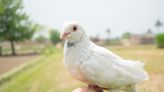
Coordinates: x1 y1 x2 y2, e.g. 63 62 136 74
0 45 164 92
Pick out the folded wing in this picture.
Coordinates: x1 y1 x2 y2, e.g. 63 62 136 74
80 44 148 88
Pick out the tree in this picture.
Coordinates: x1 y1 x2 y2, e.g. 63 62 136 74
35 35 47 43
106 28 111 40
105 28 111 44
155 19 163 33
0 0 36 55
122 32 131 39
155 20 164 48
49 29 61 45
147 29 153 34
156 33 164 48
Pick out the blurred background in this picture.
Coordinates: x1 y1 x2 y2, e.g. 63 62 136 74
0 0 164 92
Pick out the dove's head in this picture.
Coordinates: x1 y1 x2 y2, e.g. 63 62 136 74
60 21 86 42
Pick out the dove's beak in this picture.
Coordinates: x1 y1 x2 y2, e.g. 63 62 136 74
60 32 71 40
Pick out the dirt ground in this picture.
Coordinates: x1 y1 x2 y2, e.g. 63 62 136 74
0 55 38 75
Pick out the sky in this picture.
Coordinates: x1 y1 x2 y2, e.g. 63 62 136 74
23 0 164 38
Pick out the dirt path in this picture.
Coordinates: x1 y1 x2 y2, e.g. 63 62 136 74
0 55 39 75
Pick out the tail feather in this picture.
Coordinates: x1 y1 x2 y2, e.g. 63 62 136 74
118 60 149 81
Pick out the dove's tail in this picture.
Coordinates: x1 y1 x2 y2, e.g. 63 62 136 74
119 60 149 82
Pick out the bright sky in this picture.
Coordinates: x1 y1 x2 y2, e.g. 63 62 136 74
23 0 164 38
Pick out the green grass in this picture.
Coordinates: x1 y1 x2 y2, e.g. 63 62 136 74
0 47 84 92
0 45 164 92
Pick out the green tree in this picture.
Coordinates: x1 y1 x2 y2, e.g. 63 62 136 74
49 29 61 45
156 33 164 48
0 0 36 55
122 32 131 39
35 35 47 43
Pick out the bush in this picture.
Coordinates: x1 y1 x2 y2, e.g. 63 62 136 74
49 29 61 45
156 33 164 48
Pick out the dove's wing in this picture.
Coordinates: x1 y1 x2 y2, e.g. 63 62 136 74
80 43 148 88
92 44 148 79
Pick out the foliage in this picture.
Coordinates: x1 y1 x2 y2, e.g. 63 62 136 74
108 38 121 45
156 33 164 48
122 32 131 39
49 29 61 45
35 35 47 43
0 0 36 41
155 20 163 27
155 20 163 33
0 0 37 55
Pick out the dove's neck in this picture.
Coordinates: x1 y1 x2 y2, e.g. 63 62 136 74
66 34 91 48
64 34 93 62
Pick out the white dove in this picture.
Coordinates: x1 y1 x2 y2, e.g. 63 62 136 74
60 21 148 92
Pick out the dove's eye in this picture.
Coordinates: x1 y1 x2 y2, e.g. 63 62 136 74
72 26 77 32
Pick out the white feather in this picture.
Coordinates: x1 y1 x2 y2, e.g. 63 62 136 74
63 22 149 89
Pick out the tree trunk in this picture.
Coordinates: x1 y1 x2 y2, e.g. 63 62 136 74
10 40 16 55
0 46 2 56
158 27 159 33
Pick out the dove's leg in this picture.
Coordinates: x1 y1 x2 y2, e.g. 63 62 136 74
126 84 138 92
110 89 119 92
